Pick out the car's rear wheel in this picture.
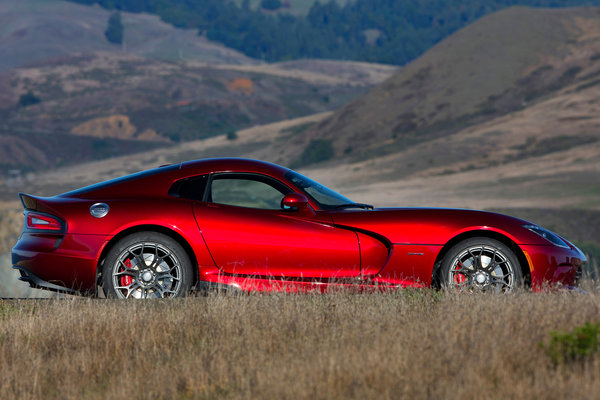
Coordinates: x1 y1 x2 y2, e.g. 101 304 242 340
440 237 522 293
102 232 192 299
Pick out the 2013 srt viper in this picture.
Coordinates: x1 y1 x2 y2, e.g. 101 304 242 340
12 158 586 298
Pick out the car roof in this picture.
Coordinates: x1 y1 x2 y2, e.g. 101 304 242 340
60 158 291 198
180 158 290 178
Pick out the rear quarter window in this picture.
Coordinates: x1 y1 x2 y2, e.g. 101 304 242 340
168 175 209 201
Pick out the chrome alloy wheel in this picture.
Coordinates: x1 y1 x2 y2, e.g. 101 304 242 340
112 242 183 299
448 245 515 292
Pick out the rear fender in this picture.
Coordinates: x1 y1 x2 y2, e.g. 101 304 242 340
95 223 215 290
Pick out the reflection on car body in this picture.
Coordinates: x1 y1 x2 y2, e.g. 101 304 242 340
12 158 586 298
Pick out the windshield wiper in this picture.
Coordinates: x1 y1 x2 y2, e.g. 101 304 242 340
333 203 374 210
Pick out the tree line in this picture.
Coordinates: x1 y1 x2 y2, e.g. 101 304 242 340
71 0 600 65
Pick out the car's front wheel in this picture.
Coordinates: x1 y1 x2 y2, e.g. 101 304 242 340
440 237 523 293
102 232 192 299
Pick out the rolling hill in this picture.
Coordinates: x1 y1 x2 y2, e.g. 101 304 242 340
0 51 396 173
0 0 257 71
66 0 600 65
0 0 397 176
2 6 599 208
294 6 600 164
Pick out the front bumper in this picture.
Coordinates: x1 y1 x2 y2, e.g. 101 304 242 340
520 243 586 290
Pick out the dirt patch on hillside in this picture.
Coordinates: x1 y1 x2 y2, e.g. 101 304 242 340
71 115 167 141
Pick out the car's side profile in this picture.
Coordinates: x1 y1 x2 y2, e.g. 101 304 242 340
12 158 586 298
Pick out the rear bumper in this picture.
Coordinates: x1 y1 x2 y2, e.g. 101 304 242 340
13 266 80 295
520 244 586 290
11 232 110 294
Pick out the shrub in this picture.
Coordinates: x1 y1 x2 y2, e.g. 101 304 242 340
292 139 334 167
226 130 238 140
542 322 600 365
18 91 41 107
260 0 282 11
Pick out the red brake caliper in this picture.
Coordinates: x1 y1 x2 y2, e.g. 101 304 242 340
121 258 133 287
454 262 466 284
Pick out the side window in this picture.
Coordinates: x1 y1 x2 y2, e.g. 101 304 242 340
169 175 209 201
210 175 289 210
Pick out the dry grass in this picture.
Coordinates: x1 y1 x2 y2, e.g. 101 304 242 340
2 288 600 399
0 203 22 255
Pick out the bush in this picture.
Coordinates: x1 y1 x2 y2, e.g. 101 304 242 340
260 0 282 11
292 139 334 167
18 91 41 107
226 130 238 140
542 322 600 365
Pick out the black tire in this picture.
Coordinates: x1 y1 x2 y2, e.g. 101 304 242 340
439 237 522 293
102 232 192 298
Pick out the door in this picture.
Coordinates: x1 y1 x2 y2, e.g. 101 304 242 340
193 173 360 278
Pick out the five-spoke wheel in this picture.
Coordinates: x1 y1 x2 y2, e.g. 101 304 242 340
102 232 192 298
440 238 522 293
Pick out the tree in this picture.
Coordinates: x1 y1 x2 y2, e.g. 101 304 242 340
105 11 123 45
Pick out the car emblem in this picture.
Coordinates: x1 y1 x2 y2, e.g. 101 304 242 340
90 203 110 218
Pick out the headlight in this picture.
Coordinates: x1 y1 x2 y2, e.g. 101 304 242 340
523 225 570 248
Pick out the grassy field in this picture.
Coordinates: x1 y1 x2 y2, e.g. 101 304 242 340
2 288 600 399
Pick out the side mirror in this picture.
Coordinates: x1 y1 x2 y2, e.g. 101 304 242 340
281 193 309 211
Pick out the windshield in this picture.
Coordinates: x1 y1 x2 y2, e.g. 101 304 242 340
285 170 356 209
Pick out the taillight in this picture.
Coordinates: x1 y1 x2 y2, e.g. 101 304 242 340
26 212 63 232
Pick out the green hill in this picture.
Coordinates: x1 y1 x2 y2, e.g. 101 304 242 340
67 0 600 64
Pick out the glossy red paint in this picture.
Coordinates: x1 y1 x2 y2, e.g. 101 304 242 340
355 232 389 276
374 244 442 287
11 158 587 295
193 203 360 278
12 232 108 291
521 244 585 290
281 193 310 210
330 208 549 246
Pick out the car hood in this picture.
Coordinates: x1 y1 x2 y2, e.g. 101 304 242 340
329 208 538 245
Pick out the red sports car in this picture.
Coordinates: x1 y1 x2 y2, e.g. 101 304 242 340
12 158 585 298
